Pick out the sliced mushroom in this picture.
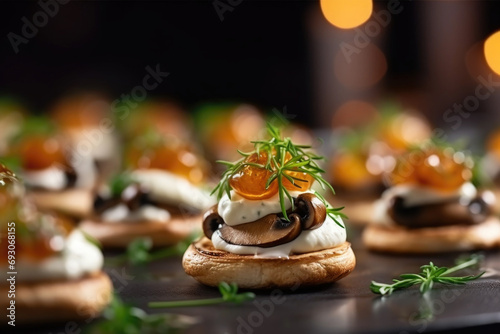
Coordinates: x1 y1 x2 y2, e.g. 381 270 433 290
93 195 121 214
202 205 224 239
218 213 302 248
294 193 326 230
202 193 328 247
122 184 150 211
388 191 494 229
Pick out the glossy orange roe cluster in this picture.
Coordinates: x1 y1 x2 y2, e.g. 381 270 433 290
390 147 472 191
0 216 74 264
19 135 69 171
229 152 314 200
127 143 207 185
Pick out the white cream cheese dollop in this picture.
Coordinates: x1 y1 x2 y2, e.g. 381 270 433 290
373 182 477 226
101 204 171 223
212 215 346 257
132 169 215 211
22 166 68 191
100 169 214 224
218 190 305 226
1 229 103 282
212 190 347 257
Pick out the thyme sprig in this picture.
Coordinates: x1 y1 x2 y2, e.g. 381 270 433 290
148 282 255 309
370 254 484 296
211 123 343 223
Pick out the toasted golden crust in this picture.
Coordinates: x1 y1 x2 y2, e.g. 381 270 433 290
79 215 202 248
182 237 356 289
1 271 112 325
362 216 500 253
28 188 93 218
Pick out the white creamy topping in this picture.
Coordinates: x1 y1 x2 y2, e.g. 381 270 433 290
212 215 346 258
218 190 307 226
1 230 103 282
131 169 215 211
101 204 171 223
373 182 477 226
71 153 98 189
22 166 67 191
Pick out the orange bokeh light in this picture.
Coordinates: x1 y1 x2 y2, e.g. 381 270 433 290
484 30 500 76
320 0 373 29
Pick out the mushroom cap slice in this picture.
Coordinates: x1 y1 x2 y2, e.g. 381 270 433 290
202 193 328 247
218 213 302 248
295 193 326 230
202 205 224 239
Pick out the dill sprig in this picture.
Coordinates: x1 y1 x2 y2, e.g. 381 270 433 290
370 254 484 296
211 123 345 226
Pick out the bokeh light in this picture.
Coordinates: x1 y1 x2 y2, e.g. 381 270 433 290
332 100 378 129
334 43 387 89
320 0 373 29
484 30 500 76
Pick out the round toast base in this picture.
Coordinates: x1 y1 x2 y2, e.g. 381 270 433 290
362 216 500 253
182 237 356 289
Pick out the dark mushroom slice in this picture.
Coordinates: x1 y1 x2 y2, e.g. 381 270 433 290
388 191 494 229
294 193 326 230
121 184 151 211
202 193 328 247
93 194 122 215
65 167 78 188
202 205 224 239
218 213 302 248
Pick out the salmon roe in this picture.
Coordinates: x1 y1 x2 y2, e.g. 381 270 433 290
390 148 471 191
19 135 68 170
229 151 315 200
127 143 207 185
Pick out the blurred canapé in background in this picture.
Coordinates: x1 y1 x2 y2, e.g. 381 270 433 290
0 1 499 139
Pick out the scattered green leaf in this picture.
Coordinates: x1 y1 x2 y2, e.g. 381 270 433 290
109 173 136 197
86 294 194 334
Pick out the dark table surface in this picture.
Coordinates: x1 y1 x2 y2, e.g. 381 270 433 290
21 224 500 334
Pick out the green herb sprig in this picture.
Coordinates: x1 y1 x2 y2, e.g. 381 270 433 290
86 294 195 334
108 173 136 198
211 123 343 224
149 282 255 309
370 255 484 296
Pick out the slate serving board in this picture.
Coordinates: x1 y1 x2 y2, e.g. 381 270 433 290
20 224 500 334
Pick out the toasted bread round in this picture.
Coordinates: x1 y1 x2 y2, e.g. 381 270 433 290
1 271 112 325
28 188 93 218
362 216 500 253
80 215 202 248
182 237 356 289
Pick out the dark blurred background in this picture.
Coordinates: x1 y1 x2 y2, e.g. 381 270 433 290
1 0 500 129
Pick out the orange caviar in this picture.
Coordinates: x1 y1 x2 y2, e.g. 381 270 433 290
0 215 74 264
229 151 315 200
19 135 68 171
127 143 207 184
229 152 279 200
390 148 471 191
